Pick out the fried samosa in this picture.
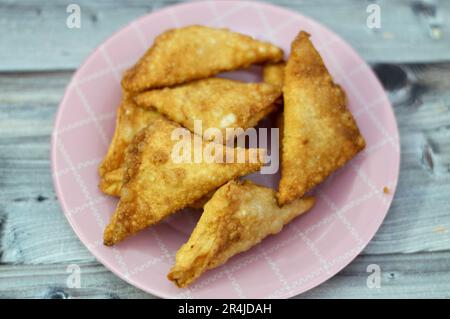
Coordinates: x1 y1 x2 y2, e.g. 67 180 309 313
135 78 281 141
168 180 315 288
100 166 214 211
103 119 266 245
122 25 284 92
278 31 365 205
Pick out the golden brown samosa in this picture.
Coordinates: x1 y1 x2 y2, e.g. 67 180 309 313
278 31 365 205
122 25 284 92
168 180 315 288
103 119 266 245
99 166 213 210
135 78 281 141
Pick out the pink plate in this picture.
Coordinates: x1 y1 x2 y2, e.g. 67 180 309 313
52 0 400 298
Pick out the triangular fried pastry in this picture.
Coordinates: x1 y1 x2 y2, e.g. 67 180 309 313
98 91 165 178
167 180 315 288
104 119 266 245
135 78 281 141
122 25 284 92
263 62 285 87
278 31 365 205
100 167 214 209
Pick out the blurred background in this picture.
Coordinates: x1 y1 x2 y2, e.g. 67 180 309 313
0 0 449 298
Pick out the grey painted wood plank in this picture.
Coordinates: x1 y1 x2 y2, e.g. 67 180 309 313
0 0 450 72
0 262 155 299
1 251 449 298
0 72 96 264
1 64 450 266
366 64 450 254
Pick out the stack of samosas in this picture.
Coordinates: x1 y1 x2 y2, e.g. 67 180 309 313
98 25 365 287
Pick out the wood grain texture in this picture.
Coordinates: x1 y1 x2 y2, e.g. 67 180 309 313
1 0 450 298
0 0 449 72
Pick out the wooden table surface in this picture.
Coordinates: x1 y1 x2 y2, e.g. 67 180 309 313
1 0 449 299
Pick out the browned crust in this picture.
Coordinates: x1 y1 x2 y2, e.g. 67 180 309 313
134 78 281 141
167 180 315 287
103 119 266 245
263 62 285 87
98 91 165 178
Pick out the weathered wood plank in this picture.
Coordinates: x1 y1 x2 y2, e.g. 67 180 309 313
366 63 450 254
0 198 96 264
0 72 95 263
1 251 449 298
0 0 449 72
1 63 450 266
298 250 450 299
0 262 154 299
